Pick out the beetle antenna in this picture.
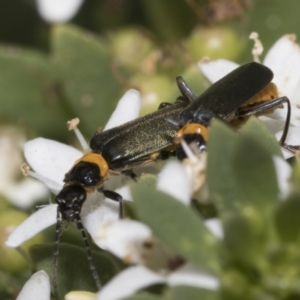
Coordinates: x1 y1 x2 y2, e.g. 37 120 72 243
76 216 102 290
52 209 63 300
278 96 291 146
176 76 197 102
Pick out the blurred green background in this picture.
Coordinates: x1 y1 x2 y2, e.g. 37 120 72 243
0 0 300 141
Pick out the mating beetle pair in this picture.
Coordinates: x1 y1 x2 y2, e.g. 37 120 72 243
52 62 291 298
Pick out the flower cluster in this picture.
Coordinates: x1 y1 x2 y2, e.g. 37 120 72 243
11 34 300 300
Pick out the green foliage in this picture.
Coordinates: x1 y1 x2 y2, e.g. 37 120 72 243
132 181 219 274
123 293 162 300
51 25 123 136
3 1 300 299
164 286 219 300
26 119 298 300
0 25 123 140
30 243 125 299
207 119 300 299
0 47 68 139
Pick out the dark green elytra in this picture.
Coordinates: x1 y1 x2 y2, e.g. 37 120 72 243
180 62 273 124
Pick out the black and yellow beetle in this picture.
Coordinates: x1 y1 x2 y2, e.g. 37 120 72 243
52 93 193 298
173 62 291 159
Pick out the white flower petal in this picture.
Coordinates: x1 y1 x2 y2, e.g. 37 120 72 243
81 183 132 239
204 218 224 239
272 156 292 199
16 270 50 300
275 126 300 159
263 35 300 125
104 90 141 131
114 185 133 201
259 116 286 135
168 263 219 290
4 178 49 209
157 161 190 205
82 198 119 238
263 35 300 106
24 138 83 187
39 179 62 195
97 266 165 300
289 103 300 128
262 37 300 126
102 173 131 195
198 59 239 84
36 0 83 23
93 220 151 262
6 204 57 248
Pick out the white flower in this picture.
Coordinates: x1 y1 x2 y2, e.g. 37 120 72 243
0 126 48 209
36 0 84 23
24 137 83 195
6 89 140 248
16 271 50 300
272 155 292 199
92 159 221 300
97 264 219 300
94 219 219 300
6 204 57 248
198 34 300 159
156 160 191 205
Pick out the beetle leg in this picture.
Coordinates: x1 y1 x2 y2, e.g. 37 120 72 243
121 169 138 181
235 96 295 152
155 149 175 160
101 189 124 218
176 76 197 102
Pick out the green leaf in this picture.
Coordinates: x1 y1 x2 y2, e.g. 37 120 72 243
222 211 267 266
275 191 300 243
30 243 125 299
224 118 280 264
239 117 282 157
139 0 195 41
232 118 279 210
207 120 239 213
221 269 253 300
51 24 123 135
0 47 70 139
291 160 300 191
164 286 219 300
131 181 219 274
138 173 158 189
208 118 279 266
207 118 280 215
123 292 162 300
